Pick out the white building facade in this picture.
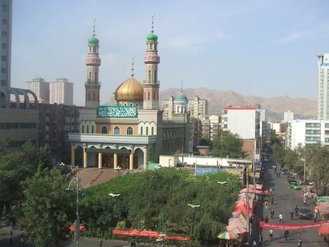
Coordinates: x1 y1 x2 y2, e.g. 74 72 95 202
317 53 329 120
49 78 73 105
286 119 329 149
26 77 49 103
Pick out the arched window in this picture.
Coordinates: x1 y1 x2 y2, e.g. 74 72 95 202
87 126 89 133
81 125 85 133
127 127 133 135
92 126 94 133
151 127 154 135
114 126 120 135
148 70 151 82
146 127 149 135
140 126 143 135
101 126 107 134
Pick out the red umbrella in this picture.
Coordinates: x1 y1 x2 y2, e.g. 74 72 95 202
69 224 86 232
318 223 329 235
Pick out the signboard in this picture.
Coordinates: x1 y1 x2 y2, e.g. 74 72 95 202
97 106 138 118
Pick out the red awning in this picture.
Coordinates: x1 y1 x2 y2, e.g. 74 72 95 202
318 223 329 235
112 229 190 241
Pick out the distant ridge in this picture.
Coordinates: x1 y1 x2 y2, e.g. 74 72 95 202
160 87 317 121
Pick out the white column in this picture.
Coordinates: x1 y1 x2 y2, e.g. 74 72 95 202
143 146 148 170
129 153 134 170
83 146 87 168
98 152 102 169
114 153 118 169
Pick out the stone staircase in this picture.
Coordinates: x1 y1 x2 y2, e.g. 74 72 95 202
78 168 122 188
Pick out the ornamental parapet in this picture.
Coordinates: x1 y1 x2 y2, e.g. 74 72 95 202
68 133 157 145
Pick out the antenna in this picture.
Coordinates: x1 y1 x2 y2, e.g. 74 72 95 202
93 18 96 37
131 57 135 77
151 15 155 33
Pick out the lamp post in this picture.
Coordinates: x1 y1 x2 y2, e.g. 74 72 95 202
187 203 200 244
65 171 80 247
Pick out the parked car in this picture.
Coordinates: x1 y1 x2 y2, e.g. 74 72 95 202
289 181 301 190
298 207 313 219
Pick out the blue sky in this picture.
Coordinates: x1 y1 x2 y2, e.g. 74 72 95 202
11 0 329 106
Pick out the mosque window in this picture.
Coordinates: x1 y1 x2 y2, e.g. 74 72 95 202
87 126 89 133
95 71 98 82
92 126 94 133
127 127 133 135
155 69 157 82
82 126 85 133
151 127 154 135
114 126 120 135
140 126 143 135
148 70 151 82
146 127 149 135
101 126 107 134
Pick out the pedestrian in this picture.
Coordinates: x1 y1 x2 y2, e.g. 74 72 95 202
295 205 299 216
284 230 289 240
279 213 283 223
270 208 274 219
297 239 302 247
269 228 273 239
290 210 294 220
20 234 25 247
264 201 268 211
265 215 269 223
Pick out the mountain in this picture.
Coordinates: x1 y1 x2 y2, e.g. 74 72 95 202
160 87 317 121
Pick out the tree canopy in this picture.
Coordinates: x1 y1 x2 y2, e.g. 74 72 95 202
211 130 246 158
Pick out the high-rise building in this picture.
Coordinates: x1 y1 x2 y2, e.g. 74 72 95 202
190 96 208 118
0 0 12 87
49 78 73 105
317 53 329 120
26 77 49 103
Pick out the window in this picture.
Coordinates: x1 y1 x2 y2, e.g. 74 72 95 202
148 92 150 100
2 4 8 12
1 68 6 73
148 70 151 82
1 56 6 61
91 126 94 133
87 126 89 133
151 127 154 135
1 43 6 49
114 126 120 135
127 127 133 135
82 126 85 133
101 126 107 134
1 80 6 85
146 127 149 135
2 19 7 25
2 31 6 37
140 126 143 135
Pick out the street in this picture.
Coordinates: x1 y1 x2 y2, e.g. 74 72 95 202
257 161 327 247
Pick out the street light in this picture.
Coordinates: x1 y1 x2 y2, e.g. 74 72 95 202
65 171 80 247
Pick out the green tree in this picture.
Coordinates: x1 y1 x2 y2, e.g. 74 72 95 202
21 168 74 247
211 130 246 158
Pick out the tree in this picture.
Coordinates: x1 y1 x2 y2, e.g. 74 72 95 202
211 130 246 158
21 168 74 247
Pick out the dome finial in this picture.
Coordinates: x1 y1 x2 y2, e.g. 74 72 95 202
180 81 184 94
93 18 96 37
151 15 155 33
131 57 135 77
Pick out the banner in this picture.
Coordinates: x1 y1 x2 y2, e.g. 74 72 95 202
259 221 324 230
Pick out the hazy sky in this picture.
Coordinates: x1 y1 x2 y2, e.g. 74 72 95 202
11 0 329 106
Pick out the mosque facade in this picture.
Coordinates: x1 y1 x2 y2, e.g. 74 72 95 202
68 23 190 170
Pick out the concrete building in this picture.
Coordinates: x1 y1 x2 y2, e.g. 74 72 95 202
0 87 39 148
221 106 261 158
26 77 49 103
317 53 329 120
38 104 79 163
284 111 294 122
285 119 329 149
0 0 12 87
189 96 208 118
49 78 73 105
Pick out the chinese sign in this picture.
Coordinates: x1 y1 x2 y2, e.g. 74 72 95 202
97 106 138 118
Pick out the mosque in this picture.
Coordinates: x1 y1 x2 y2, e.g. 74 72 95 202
68 21 191 170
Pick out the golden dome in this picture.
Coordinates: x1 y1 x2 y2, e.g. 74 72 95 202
115 77 143 101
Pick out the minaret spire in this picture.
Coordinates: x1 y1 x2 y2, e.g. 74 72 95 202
131 57 135 77
143 16 160 110
93 18 96 37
